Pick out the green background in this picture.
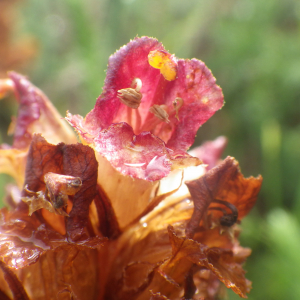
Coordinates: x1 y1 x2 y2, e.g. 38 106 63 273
1 0 300 299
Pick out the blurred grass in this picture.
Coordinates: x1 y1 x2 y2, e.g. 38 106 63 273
1 0 300 299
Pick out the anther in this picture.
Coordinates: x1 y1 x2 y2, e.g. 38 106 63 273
172 97 184 121
149 104 170 123
117 78 143 109
209 199 238 227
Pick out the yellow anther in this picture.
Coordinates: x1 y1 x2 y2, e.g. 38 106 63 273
148 50 177 81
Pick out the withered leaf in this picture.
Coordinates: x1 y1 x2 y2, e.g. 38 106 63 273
62 143 98 241
0 289 11 300
23 134 98 241
106 261 158 300
185 156 262 238
24 134 64 193
0 260 29 300
93 185 121 239
159 226 251 298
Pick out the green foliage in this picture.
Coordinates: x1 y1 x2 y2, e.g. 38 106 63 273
1 0 300 298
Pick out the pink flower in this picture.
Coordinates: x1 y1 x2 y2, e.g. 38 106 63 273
66 37 224 181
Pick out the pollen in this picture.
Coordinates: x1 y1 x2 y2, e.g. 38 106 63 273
148 50 177 81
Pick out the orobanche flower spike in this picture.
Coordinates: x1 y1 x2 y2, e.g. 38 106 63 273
0 37 262 300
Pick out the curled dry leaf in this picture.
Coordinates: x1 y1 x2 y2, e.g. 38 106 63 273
158 226 252 298
22 134 99 241
185 156 263 238
0 134 107 275
0 260 30 300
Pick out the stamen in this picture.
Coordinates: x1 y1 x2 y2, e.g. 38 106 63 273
172 97 183 121
117 78 143 109
209 199 238 227
149 104 170 123
131 77 142 92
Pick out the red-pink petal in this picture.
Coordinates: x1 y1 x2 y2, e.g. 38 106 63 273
189 136 228 170
83 37 165 135
94 122 172 181
80 37 223 152
67 37 223 181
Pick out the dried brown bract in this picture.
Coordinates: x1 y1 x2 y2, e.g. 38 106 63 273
185 156 262 239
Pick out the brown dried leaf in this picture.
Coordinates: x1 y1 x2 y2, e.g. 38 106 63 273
22 134 99 241
0 260 29 300
17 246 100 300
185 156 262 238
21 187 57 216
62 143 98 241
159 226 251 298
24 134 64 193
93 185 121 239
0 289 11 300
0 134 106 272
